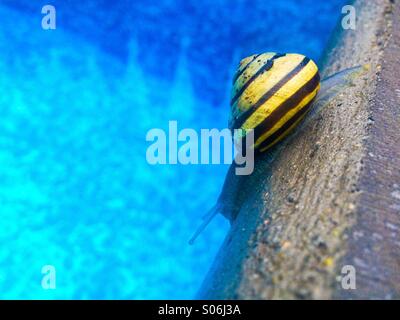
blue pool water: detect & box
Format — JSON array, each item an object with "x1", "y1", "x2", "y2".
[{"x1": 0, "y1": 0, "x2": 346, "y2": 299}]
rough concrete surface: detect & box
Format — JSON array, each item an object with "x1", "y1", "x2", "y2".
[{"x1": 198, "y1": 0, "x2": 400, "y2": 299}]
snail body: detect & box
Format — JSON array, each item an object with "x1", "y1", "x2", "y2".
[{"x1": 189, "y1": 53, "x2": 364, "y2": 244}]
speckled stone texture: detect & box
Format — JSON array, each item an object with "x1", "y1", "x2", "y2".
[{"x1": 199, "y1": 0, "x2": 400, "y2": 299}]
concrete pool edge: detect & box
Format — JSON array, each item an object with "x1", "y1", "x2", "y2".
[{"x1": 197, "y1": 0, "x2": 400, "y2": 299}]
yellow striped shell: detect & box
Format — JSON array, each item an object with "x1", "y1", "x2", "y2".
[{"x1": 229, "y1": 52, "x2": 320, "y2": 153}]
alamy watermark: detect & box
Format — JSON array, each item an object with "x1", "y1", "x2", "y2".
[
  {"x1": 338, "y1": 265, "x2": 356, "y2": 290},
  {"x1": 40, "y1": 4, "x2": 356, "y2": 32},
  {"x1": 41, "y1": 5, "x2": 56, "y2": 30},
  {"x1": 341, "y1": 5, "x2": 356, "y2": 30},
  {"x1": 41, "y1": 265, "x2": 56, "y2": 290},
  {"x1": 146, "y1": 121, "x2": 255, "y2": 175}
]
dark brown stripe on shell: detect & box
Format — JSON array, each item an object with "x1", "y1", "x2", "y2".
[
  {"x1": 256, "y1": 97, "x2": 316, "y2": 152},
  {"x1": 232, "y1": 54, "x2": 262, "y2": 84},
  {"x1": 231, "y1": 56, "x2": 311, "y2": 130},
  {"x1": 252, "y1": 71, "x2": 320, "y2": 142},
  {"x1": 230, "y1": 53, "x2": 286, "y2": 107}
]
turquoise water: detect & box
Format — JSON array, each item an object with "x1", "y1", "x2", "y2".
[{"x1": 0, "y1": 0, "x2": 345, "y2": 299}]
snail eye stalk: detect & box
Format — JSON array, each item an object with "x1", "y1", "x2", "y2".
[{"x1": 189, "y1": 204, "x2": 220, "y2": 245}]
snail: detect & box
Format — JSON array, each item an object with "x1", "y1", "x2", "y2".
[{"x1": 189, "y1": 52, "x2": 365, "y2": 244}]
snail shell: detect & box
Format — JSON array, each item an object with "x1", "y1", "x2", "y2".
[{"x1": 229, "y1": 52, "x2": 320, "y2": 153}]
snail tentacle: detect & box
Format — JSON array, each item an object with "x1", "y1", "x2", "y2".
[
  {"x1": 312, "y1": 65, "x2": 364, "y2": 109},
  {"x1": 189, "y1": 203, "x2": 221, "y2": 245}
]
